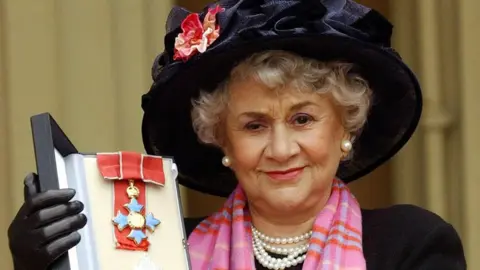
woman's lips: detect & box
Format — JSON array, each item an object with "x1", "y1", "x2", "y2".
[{"x1": 264, "y1": 167, "x2": 305, "y2": 181}]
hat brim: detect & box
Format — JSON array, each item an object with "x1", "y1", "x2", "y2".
[{"x1": 142, "y1": 34, "x2": 422, "y2": 198}]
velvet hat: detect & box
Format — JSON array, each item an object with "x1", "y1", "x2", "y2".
[{"x1": 141, "y1": 0, "x2": 422, "y2": 197}]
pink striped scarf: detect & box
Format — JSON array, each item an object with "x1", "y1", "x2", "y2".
[{"x1": 187, "y1": 178, "x2": 366, "y2": 269}]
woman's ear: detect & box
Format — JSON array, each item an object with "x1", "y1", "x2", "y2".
[
  {"x1": 220, "y1": 144, "x2": 232, "y2": 159},
  {"x1": 217, "y1": 128, "x2": 231, "y2": 154}
]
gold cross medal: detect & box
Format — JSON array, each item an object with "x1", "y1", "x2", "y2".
[{"x1": 112, "y1": 180, "x2": 161, "y2": 247}]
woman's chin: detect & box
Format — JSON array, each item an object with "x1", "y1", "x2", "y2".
[{"x1": 263, "y1": 187, "x2": 310, "y2": 211}]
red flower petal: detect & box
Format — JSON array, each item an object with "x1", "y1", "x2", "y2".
[
  {"x1": 180, "y1": 13, "x2": 203, "y2": 35},
  {"x1": 203, "y1": 5, "x2": 225, "y2": 30},
  {"x1": 210, "y1": 5, "x2": 224, "y2": 16}
]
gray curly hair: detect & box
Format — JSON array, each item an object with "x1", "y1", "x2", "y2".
[{"x1": 191, "y1": 50, "x2": 373, "y2": 158}]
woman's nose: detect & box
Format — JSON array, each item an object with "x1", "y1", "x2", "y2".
[{"x1": 264, "y1": 124, "x2": 300, "y2": 163}]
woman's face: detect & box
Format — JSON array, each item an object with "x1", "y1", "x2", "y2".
[{"x1": 222, "y1": 78, "x2": 348, "y2": 214}]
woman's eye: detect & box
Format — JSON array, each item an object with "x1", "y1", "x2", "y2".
[
  {"x1": 292, "y1": 114, "x2": 314, "y2": 126},
  {"x1": 245, "y1": 122, "x2": 264, "y2": 130}
]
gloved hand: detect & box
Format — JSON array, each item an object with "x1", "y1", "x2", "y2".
[{"x1": 8, "y1": 173, "x2": 87, "y2": 270}]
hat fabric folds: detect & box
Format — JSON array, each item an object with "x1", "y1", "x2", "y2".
[{"x1": 141, "y1": 0, "x2": 422, "y2": 197}]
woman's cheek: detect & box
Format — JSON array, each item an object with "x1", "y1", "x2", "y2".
[{"x1": 230, "y1": 135, "x2": 266, "y2": 169}]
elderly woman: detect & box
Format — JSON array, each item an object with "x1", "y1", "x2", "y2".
[{"x1": 7, "y1": 0, "x2": 466, "y2": 269}]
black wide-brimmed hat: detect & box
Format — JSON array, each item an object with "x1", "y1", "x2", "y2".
[{"x1": 141, "y1": 0, "x2": 422, "y2": 197}]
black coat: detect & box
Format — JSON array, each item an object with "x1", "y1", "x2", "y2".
[{"x1": 183, "y1": 204, "x2": 467, "y2": 270}]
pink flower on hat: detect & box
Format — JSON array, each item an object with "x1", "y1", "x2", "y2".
[{"x1": 173, "y1": 5, "x2": 225, "y2": 61}]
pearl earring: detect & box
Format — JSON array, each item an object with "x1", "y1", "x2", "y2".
[
  {"x1": 222, "y1": 156, "x2": 231, "y2": 167},
  {"x1": 341, "y1": 140, "x2": 352, "y2": 152}
]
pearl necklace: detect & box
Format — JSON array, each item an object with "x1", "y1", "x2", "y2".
[{"x1": 252, "y1": 226, "x2": 312, "y2": 270}]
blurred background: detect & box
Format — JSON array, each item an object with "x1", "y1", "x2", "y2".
[{"x1": 0, "y1": 0, "x2": 478, "y2": 269}]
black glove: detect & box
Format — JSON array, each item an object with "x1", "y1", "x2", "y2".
[{"x1": 8, "y1": 173, "x2": 87, "y2": 270}]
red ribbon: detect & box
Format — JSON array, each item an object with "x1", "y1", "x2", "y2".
[{"x1": 97, "y1": 151, "x2": 165, "y2": 251}]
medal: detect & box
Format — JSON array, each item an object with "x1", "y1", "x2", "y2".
[
  {"x1": 97, "y1": 151, "x2": 165, "y2": 251},
  {"x1": 112, "y1": 180, "x2": 161, "y2": 245}
]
